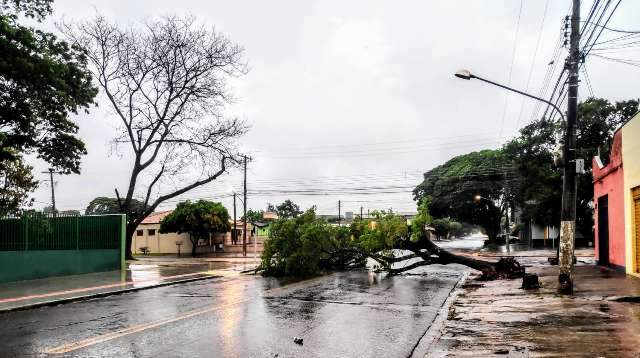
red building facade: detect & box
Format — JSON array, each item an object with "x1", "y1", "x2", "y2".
[{"x1": 593, "y1": 131, "x2": 626, "y2": 270}]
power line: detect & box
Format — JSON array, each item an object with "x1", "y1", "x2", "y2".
[
  {"x1": 582, "y1": 21, "x2": 640, "y2": 34},
  {"x1": 515, "y1": 0, "x2": 550, "y2": 130},
  {"x1": 590, "y1": 53, "x2": 640, "y2": 68},
  {"x1": 530, "y1": 17, "x2": 567, "y2": 123},
  {"x1": 498, "y1": 0, "x2": 524, "y2": 140},
  {"x1": 582, "y1": 64, "x2": 595, "y2": 97}
]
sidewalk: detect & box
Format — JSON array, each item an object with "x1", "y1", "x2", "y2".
[
  {"x1": 0, "y1": 257, "x2": 251, "y2": 313},
  {"x1": 427, "y1": 250, "x2": 640, "y2": 357}
]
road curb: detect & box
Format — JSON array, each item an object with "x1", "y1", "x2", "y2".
[
  {"x1": 410, "y1": 271, "x2": 470, "y2": 358},
  {"x1": 0, "y1": 274, "x2": 221, "y2": 315}
]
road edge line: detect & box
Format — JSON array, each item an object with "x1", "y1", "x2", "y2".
[{"x1": 0, "y1": 274, "x2": 221, "y2": 314}]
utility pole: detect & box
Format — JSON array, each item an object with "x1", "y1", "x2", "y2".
[
  {"x1": 504, "y1": 171, "x2": 510, "y2": 252},
  {"x1": 233, "y1": 192, "x2": 237, "y2": 245},
  {"x1": 243, "y1": 155, "x2": 247, "y2": 257},
  {"x1": 41, "y1": 168, "x2": 63, "y2": 215},
  {"x1": 360, "y1": 206, "x2": 363, "y2": 220},
  {"x1": 338, "y1": 200, "x2": 341, "y2": 226},
  {"x1": 558, "y1": 0, "x2": 580, "y2": 294}
]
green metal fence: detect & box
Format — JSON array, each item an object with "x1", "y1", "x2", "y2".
[
  {"x1": 0, "y1": 213, "x2": 126, "y2": 283},
  {"x1": 0, "y1": 213, "x2": 123, "y2": 251}
]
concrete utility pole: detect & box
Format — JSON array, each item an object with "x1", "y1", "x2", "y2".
[
  {"x1": 233, "y1": 192, "x2": 237, "y2": 245},
  {"x1": 338, "y1": 200, "x2": 341, "y2": 226},
  {"x1": 243, "y1": 155, "x2": 247, "y2": 257},
  {"x1": 504, "y1": 171, "x2": 510, "y2": 253},
  {"x1": 558, "y1": 0, "x2": 581, "y2": 294},
  {"x1": 41, "y1": 168, "x2": 63, "y2": 215}
]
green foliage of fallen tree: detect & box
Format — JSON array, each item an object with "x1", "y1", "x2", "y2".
[{"x1": 259, "y1": 202, "x2": 523, "y2": 280}]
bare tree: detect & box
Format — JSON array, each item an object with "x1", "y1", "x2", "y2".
[{"x1": 61, "y1": 16, "x2": 248, "y2": 258}]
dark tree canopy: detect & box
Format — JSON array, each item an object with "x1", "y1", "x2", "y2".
[
  {"x1": 431, "y1": 218, "x2": 462, "y2": 240},
  {"x1": 160, "y1": 200, "x2": 230, "y2": 257},
  {"x1": 0, "y1": 156, "x2": 35, "y2": 216},
  {"x1": 273, "y1": 199, "x2": 302, "y2": 219},
  {"x1": 503, "y1": 98, "x2": 639, "y2": 240},
  {"x1": 61, "y1": 15, "x2": 248, "y2": 258},
  {"x1": 413, "y1": 149, "x2": 515, "y2": 241},
  {"x1": 243, "y1": 209, "x2": 264, "y2": 223},
  {"x1": 0, "y1": 0, "x2": 97, "y2": 215},
  {"x1": 1, "y1": 0, "x2": 53, "y2": 21},
  {"x1": 85, "y1": 197, "x2": 143, "y2": 216},
  {"x1": 502, "y1": 119, "x2": 562, "y2": 228}
]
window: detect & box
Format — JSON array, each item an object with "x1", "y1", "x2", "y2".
[
  {"x1": 148, "y1": 229, "x2": 156, "y2": 236},
  {"x1": 136, "y1": 230, "x2": 144, "y2": 236}
]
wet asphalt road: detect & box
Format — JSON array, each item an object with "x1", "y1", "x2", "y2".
[{"x1": 0, "y1": 267, "x2": 465, "y2": 357}]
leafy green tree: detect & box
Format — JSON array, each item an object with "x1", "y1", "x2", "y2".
[
  {"x1": 243, "y1": 209, "x2": 264, "y2": 223},
  {"x1": 431, "y1": 218, "x2": 450, "y2": 240},
  {"x1": 448, "y1": 221, "x2": 463, "y2": 237},
  {"x1": 84, "y1": 197, "x2": 144, "y2": 216},
  {"x1": 274, "y1": 199, "x2": 302, "y2": 219},
  {"x1": 430, "y1": 218, "x2": 463, "y2": 240},
  {"x1": 502, "y1": 119, "x2": 562, "y2": 230},
  {"x1": 0, "y1": 0, "x2": 97, "y2": 178},
  {"x1": 0, "y1": 153, "x2": 36, "y2": 216},
  {"x1": 259, "y1": 204, "x2": 520, "y2": 279},
  {"x1": 260, "y1": 208, "x2": 353, "y2": 277},
  {"x1": 410, "y1": 197, "x2": 433, "y2": 242},
  {"x1": 503, "y1": 98, "x2": 639, "y2": 240},
  {"x1": 413, "y1": 149, "x2": 514, "y2": 241},
  {"x1": 159, "y1": 200, "x2": 231, "y2": 257}
]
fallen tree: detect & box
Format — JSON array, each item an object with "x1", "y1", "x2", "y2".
[{"x1": 258, "y1": 204, "x2": 523, "y2": 280}]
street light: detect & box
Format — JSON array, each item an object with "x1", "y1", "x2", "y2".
[
  {"x1": 474, "y1": 194, "x2": 487, "y2": 202},
  {"x1": 454, "y1": 69, "x2": 565, "y2": 122},
  {"x1": 456, "y1": 69, "x2": 569, "y2": 265}
]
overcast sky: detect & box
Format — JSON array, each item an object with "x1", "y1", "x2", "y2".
[{"x1": 28, "y1": 0, "x2": 640, "y2": 216}]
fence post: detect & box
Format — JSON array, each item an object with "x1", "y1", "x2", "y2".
[
  {"x1": 76, "y1": 215, "x2": 80, "y2": 250},
  {"x1": 24, "y1": 217, "x2": 29, "y2": 251},
  {"x1": 120, "y1": 214, "x2": 126, "y2": 271}
]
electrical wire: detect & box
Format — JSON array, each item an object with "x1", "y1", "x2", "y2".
[
  {"x1": 498, "y1": 0, "x2": 524, "y2": 140},
  {"x1": 515, "y1": 0, "x2": 550, "y2": 130}
]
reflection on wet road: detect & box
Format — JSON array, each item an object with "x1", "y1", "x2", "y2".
[{"x1": 0, "y1": 267, "x2": 464, "y2": 357}]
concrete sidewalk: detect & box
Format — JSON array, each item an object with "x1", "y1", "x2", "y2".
[
  {"x1": 427, "y1": 252, "x2": 640, "y2": 357},
  {"x1": 0, "y1": 258, "x2": 250, "y2": 312}
]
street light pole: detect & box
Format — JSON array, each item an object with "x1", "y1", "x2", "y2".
[
  {"x1": 455, "y1": 53, "x2": 580, "y2": 293},
  {"x1": 454, "y1": 70, "x2": 565, "y2": 123}
]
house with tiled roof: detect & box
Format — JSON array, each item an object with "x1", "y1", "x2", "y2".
[{"x1": 132, "y1": 210, "x2": 256, "y2": 255}]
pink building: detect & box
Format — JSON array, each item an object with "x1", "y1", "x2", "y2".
[{"x1": 593, "y1": 130, "x2": 626, "y2": 270}]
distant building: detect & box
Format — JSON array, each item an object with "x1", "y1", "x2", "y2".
[
  {"x1": 262, "y1": 211, "x2": 278, "y2": 221},
  {"x1": 252, "y1": 211, "x2": 278, "y2": 237},
  {"x1": 132, "y1": 211, "x2": 255, "y2": 255},
  {"x1": 593, "y1": 111, "x2": 640, "y2": 275}
]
